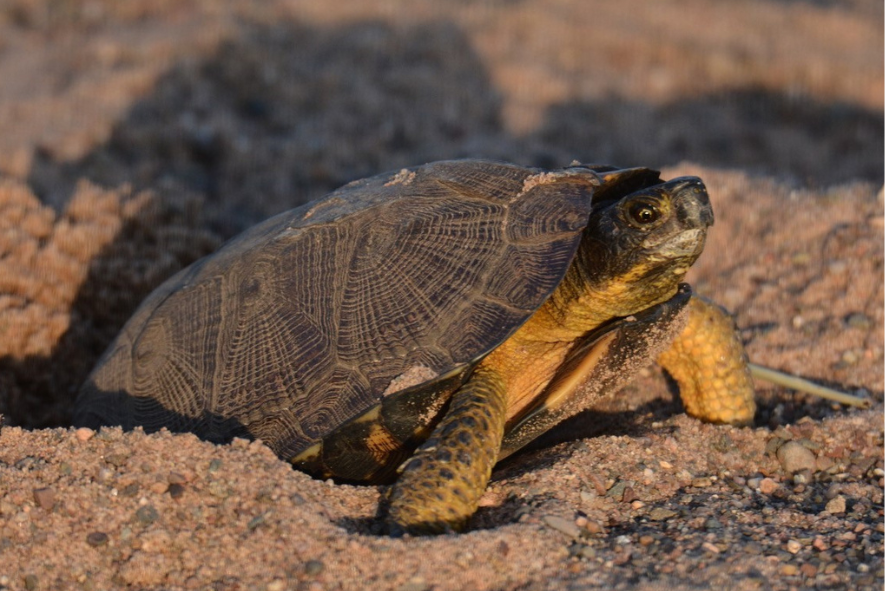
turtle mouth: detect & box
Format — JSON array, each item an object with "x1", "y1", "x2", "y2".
[{"x1": 642, "y1": 228, "x2": 707, "y2": 260}]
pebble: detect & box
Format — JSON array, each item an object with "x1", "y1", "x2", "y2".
[
  {"x1": 135, "y1": 505, "x2": 159, "y2": 525},
  {"x1": 168, "y1": 483, "x2": 185, "y2": 499},
  {"x1": 777, "y1": 441, "x2": 817, "y2": 474},
  {"x1": 23, "y1": 574, "x2": 38, "y2": 590},
  {"x1": 32, "y1": 487, "x2": 55, "y2": 510},
  {"x1": 841, "y1": 350, "x2": 859, "y2": 365},
  {"x1": 786, "y1": 539, "x2": 801, "y2": 554},
  {"x1": 702, "y1": 542, "x2": 720, "y2": 554},
  {"x1": 267, "y1": 580, "x2": 287, "y2": 591},
  {"x1": 75, "y1": 428, "x2": 95, "y2": 442},
  {"x1": 825, "y1": 495, "x2": 846, "y2": 514},
  {"x1": 247, "y1": 514, "x2": 267, "y2": 531},
  {"x1": 759, "y1": 478, "x2": 779, "y2": 495},
  {"x1": 543, "y1": 515, "x2": 582, "y2": 539},
  {"x1": 691, "y1": 477, "x2": 713, "y2": 488},
  {"x1": 86, "y1": 531, "x2": 109, "y2": 547},
  {"x1": 799, "y1": 563, "x2": 818, "y2": 578},
  {"x1": 304, "y1": 559, "x2": 325, "y2": 576},
  {"x1": 845, "y1": 312, "x2": 872, "y2": 329},
  {"x1": 648, "y1": 507, "x2": 677, "y2": 521},
  {"x1": 149, "y1": 481, "x2": 169, "y2": 494},
  {"x1": 780, "y1": 564, "x2": 799, "y2": 576},
  {"x1": 606, "y1": 481, "x2": 628, "y2": 500},
  {"x1": 168, "y1": 472, "x2": 189, "y2": 484}
]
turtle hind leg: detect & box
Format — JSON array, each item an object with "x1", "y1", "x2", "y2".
[
  {"x1": 657, "y1": 295, "x2": 756, "y2": 426},
  {"x1": 384, "y1": 366, "x2": 508, "y2": 536}
]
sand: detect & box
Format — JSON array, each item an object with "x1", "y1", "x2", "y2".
[{"x1": 0, "y1": 1, "x2": 882, "y2": 589}]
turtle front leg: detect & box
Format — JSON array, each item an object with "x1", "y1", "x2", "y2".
[
  {"x1": 385, "y1": 366, "x2": 508, "y2": 536},
  {"x1": 657, "y1": 295, "x2": 756, "y2": 426}
]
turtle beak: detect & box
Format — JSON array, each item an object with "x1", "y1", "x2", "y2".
[{"x1": 662, "y1": 176, "x2": 714, "y2": 229}]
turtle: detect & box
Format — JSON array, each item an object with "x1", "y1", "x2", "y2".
[{"x1": 74, "y1": 159, "x2": 757, "y2": 535}]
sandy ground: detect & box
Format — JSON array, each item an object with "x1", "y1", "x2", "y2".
[{"x1": 0, "y1": 1, "x2": 882, "y2": 589}]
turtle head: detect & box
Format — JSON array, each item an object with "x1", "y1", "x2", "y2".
[{"x1": 575, "y1": 175, "x2": 714, "y2": 316}]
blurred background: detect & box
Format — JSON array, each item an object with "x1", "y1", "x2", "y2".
[{"x1": 0, "y1": 0, "x2": 882, "y2": 427}]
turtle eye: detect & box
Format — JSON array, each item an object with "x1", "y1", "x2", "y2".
[{"x1": 628, "y1": 201, "x2": 660, "y2": 225}]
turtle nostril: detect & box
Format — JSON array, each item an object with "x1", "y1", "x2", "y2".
[{"x1": 666, "y1": 177, "x2": 713, "y2": 228}]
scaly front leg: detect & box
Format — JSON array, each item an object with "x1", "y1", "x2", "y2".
[
  {"x1": 385, "y1": 366, "x2": 508, "y2": 535},
  {"x1": 657, "y1": 295, "x2": 757, "y2": 426}
]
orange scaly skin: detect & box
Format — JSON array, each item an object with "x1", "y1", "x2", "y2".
[{"x1": 658, "y1": 296, "x2": 756, "y2": 426}]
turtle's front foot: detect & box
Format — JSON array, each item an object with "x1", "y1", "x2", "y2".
[
  {"x1": 384, "y1": 367, "x2": 508, "y2": 536},
  {"x1": 657, "y1": 295, "x2": 756, "y2": 426}
]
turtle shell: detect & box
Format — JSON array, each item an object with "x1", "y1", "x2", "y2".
[{"x1": 74, "y1": 160, "x2": 663, "y2": 481}]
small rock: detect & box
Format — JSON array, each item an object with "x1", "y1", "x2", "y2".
[
  {"x1": 639, "y1": 535, "x2": 655, "y2": 546},
  {"x1": 149, "y1": 482, "x2": 169, "y2": 494},
  {"x1": 777, "y1": 441, "x2": 817, "y2": 474},
  {"x1": 86, "y1": 532, "x2": 109, "y2": 547},
  {"x1": 812, "y1": 537, "x2": 827, "y2": 551},
  {"x1": 780, "y1": 564, "x2": 799, "y2": 576},
  {"x1": 702, "y1": 542, "x2": 720, "y2": 554},
  {"x1": 168, "y1": 472, "x2": 188, "y2": 484},
  {"x1": 759, "y1": 478, "x2": 779, "y2": 494},
  {"x1": 477, "y1": 489, "x2": 503, "y2": 508},
  {"x1": 786, "y1": 539, "x2": 802, "y2": 554},
  {"x1": 648, "y1": 507, "x2": 677, "y2": 521},
  {"x1": 621, "y1": 486, "x2": 638, "y2": 504},
  {"x1": 841, "y1": 350, "x2": 859, "y2": 365},
  {"x1": 168, "y1": 483, "x2": 185, "y2": 499},
  {"x1": 579, "y1": 490, "x2": 597, "y2": 504},
  {"x1": 32, "y1": 487, "x2": 55, "y2": 510},
  {"x1": 267, "y1": 580, "x2": 287, "y2": 591},
  {"x1": 691, "y1": 477, "x2": 713, "y2": 488},
  {"x1": 75, "y1": 428, "x2": 95, "y2": 442},
  {"x1": 135, "y1": 505, "x2": 159, "y2": 525},
  {"x1": 23, "y1": 574, "x2": 38, "y2": 591},
  {"x1": 105, "y1": 453, "x2": 129, "y2": 467},
  {"x1": 815, "y1": 456, "x2": 835, "y2": 472},
  {"x1": 543, "y1": 514, "x2": 581, "y2": 539},
  {"x1": 304, "y1": 559, "x2": 324, "y2": 576},
  {"x1": 606, "y1": 481, "x2": 628, "y2": 500},
  {"x1": 845, "y1": 312, "x2": 872, "y2": 329},
  {"x1": 579, "y1": 545, "x2": 596, "y2": 559},
  {"x1": 799, "y1": 563, "x2": 818, "y2": 578},
  {"x1": 825, "y1": 495, "x2": 846, "y2": 514}
]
